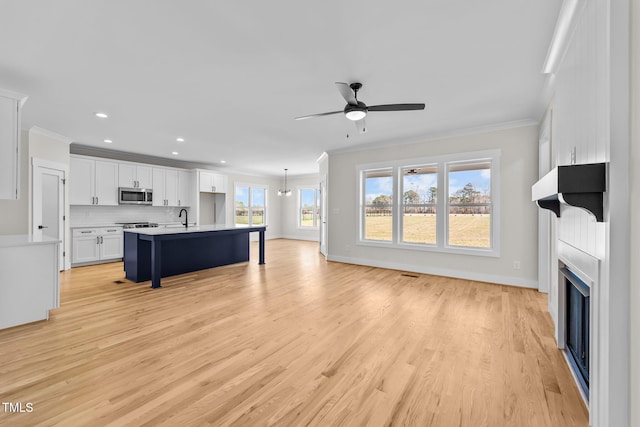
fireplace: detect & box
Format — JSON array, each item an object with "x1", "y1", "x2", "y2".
[
  {"x1": 561, "y1": 267, "x2": 590, "y2": 398},
  {"x1": 556, "y1": 240, "x2": 599, "y2": 406}
]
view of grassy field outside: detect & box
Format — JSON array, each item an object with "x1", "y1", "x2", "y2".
[
  {"x1": 364, "y1": 214, "x2": 491, "y2": 247},
  {"x1": 299, "y1": 188, "x2": 320, "y2": 228},
  {"x1": 235, "y1": 186, "x2": 266, "y2": 226},
  {"x1": 362, "y1": 161, "x2": 492, "y2": 248},
  {"x1": 235, "y1": 211, "x2": 265, "y2": 225},
  {"x1": 300, "y1": 211, "x2": 315, "y2": 227},
  {"x1": 402, "y1": 213, "x2": 437, "y2": 244}
]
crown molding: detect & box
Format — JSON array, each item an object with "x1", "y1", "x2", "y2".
[
  {"x1": 0, "y1": 87, "x2": 28, "y2": 107},
  {"x1": 29, "y1": 126, "x2": 73, "y2": 144},
  {"x1": 542, "y1": 0, "x2": 586, "y2": 74},
  {"x1": 327, "y1": 119, "x2": 538, "y2": 156}
]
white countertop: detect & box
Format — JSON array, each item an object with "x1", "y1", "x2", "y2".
[
  {"x1": 0, "y1": 234, "x2": 61, "y2": 248},
  {"x1": 124, "y1": 224, "x2": 266, "y2": 236}
]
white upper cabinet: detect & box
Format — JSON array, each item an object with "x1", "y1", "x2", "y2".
[
  {"x1": 70, "y1": 156, "x2": 118, "y2": 205},
  {"x1": 152, "y1": 167, "x2": 179, "y2": 207},
  {"x1": 178, "y1": 170, "x2": 193, "y2": 207},
  {"x1": 199, "y1": 170, "x2": 227, "y2": 193},
  {"x1": 69, "y1": 157, "x2": 95, "y2": 205},
  {"x1": 0, "y1": 89, "x2": 27, "y2": 200},
  {"x1": 118, "y1": 163, "x2": 153, "y2": 188}
]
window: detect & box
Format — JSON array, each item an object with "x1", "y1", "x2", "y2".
[
  {"x1": 447, "y1": 161, "x2": 491, "y2": 248},
  {"x1": 299, "y1": 188, "x2": 320, "y2": 228},
  {"x1": 235, "y1": 184, "x2": 267, "y2": 226},
  {"x1": 401, "y1": 165, "x2": 437, "y2": 245},
  {"x1": 357, "y1": 150, "x2": 499, "y2": 257},
  {"x1": 362, "y1": 168, "x2": 393, "y2": 241}
]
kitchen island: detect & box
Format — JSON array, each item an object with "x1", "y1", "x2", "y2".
[
  {"x1": 124, "y1": 225, "x2": 266, "y2": 288},
  {"x1": 0, "y1": 234, "x2": 60, "y2": 329}
]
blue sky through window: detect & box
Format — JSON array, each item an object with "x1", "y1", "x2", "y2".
[
  {"x1": 448, "y1": 169, "x2": 491, "y2": 195},
  {"x1": 365, "y1": 176, "x2": 392, "y2": 203},
  {"x1": 301, "y1": 189, "x2": 315, "y2": 207},
  {"x1": 236, "y1": 187, "x2": 249, "y2": 206}
]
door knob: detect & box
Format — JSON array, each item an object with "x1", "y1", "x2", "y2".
[{"x1": 38, "y1": 225, "x2": 48, "y2": 229}]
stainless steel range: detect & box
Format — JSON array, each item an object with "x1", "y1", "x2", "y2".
[{"x1": 117, "y1": 222, "x2": 159, "y2": 229}]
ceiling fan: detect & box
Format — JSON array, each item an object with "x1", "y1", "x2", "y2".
[{"x1": 295, "y1": 82, "x2": 425, "y2": 134}]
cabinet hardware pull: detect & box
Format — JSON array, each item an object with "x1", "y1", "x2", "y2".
[{"x1": 97, "y1": 236, "x2": 100, "y2": 244}]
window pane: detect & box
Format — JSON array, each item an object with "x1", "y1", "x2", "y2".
[
  {"x1": 448, "y1": 163, "x2": 491, "y2": 202},
  {"x1": 448, "y1": 206, "x2": 491, "y2": 247},
  {"x1": 403, "y1": 208, "x2": 437, "y2": 244},
  {"x1": 402, "y1": 166, "x2": 437, "y2": 244},
  {"x1": 448, "y1": 162, "x2": 491, "y2": 247},
  {"x1": 251, "y1": 188, "x2": 265, "y2": 225},
  {"x1": 300, "y1": 189, "x2": 315, "y2": 227},
  {"x1": 364, "y1": 169, "x2": 393, "y2": 241},
  {"x1": 235, "y1": 186, "x2": 249, "y2": 225}
]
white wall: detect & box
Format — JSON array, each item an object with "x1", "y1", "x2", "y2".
[
  {"x1": 0, "y1": 130, "x2": 29, "y2": 235},
  {"x1": 280, "y1": 175, "x2": 321, "y2": 241},
  {"x1": 630, "y1": 0, "x2": 640, "y2": 425},
  {"x1": 549, "y1": 0, "x2": 630, "y2": 424},
  {"x1": 326, "y1": 125, "x2": 539, "y2": 288}
]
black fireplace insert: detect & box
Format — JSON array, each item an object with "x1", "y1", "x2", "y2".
[{"x1": 561, "y1": 267, "x2": 590, "y2": 399}]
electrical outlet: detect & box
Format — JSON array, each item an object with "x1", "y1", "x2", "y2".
[{"x1": 513, "y1": 261, "x2": 521, "y2": 270}]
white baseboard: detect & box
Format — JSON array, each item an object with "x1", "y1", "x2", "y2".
[
  {"x1": 278, "y1": 234, "x2": 320, "y2": 242},
  {"x1": 326, "y1": 254, "x2": 538, "y2": 289}
]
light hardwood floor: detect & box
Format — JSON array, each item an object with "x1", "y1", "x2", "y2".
[{"x1": 0, "y1": 239, "x2": 588, "y2": 426}]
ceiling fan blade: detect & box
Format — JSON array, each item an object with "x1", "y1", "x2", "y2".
[
  {"x1": 355, "y1": 118, "x2": 367, "y2": 134},
  {"x1": 295, "y1": 111, "x2": 343, "y2": 120},
  {"x1": 367, "y1": 103, "x2": 426, "y2": 112},
  {"x1": 335, "y1": 82, "x2": 358, "y2": 105}
]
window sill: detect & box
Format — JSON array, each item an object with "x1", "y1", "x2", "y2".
[{"x1": 357, "y1": 240, "x2": 499, "y2": 258}]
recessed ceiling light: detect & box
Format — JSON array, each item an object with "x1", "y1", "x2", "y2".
[
  {"x1": 172, "y1": 151, "x2": 179, "y2": 155},
  {"x1": 176, "y1": 137, "x2": 185, "y2": 142},
  {"x1": 104, "y1": 139, "x2": 113, "y2": 144},
  {"x1": 94, "y1": 112, "x2": 108, "y2": 119},
  {"x1": 220, "y1": 160, "x2": 226, "y2": 164}
]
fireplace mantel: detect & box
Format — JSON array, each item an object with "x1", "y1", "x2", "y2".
[{"x1": 532, "y1": 163, "x2": 607, "y2": 221}]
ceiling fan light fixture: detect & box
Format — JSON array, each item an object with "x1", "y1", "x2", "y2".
[
  {"x1": 345, "y1": 110, "x2": 367, "y2": 121},
  {"x1": 344, "y1": 102, "x2": 368, "y2": 121}
]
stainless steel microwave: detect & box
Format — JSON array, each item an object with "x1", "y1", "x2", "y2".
[{"x1": 119, "y1": 187, "x2": 153, "y2": 205}]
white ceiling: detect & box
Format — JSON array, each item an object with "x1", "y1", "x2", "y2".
[{"x1": 0, "y1": 1, "x2": 560, "y2": 177}]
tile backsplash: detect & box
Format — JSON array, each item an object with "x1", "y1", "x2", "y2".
[{"x1": 70, "y1": 205, "x2": 191, "y2": 226}]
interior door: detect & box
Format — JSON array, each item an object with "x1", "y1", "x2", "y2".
[{"x1": 33, "y1": 164, "x2": 65, "y2": 270}]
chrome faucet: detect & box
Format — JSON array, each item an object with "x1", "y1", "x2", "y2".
[{"x1": 179, "y1": 208, "x2": 188, "y2": 228}]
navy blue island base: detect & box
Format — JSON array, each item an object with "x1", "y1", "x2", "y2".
[{"x1": 124, "y1": 225, "x2": 266, "y2": 288}]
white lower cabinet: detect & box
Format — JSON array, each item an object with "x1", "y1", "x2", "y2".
[{"x1": 72, "y1": 227, "x2": 123, "y2": 265}]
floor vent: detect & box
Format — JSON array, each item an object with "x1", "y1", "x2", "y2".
[{"x1": 401, "y1": 273, "x2": 419, "y2": 278}]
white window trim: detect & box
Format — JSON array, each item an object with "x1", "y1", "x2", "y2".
[
  {"x1": 234, "y1": 182, "x2": 268, "y2": 227},
  {"x1": 356, "y1": 149, "x2": 501, "y2": 258},
  {"x1": 297, "y1": 186, "x2": 319, "y2": 230}
]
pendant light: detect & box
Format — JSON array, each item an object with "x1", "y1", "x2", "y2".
[{"x1": 278, "y1": 168, "x2": 292, "y2": 197}]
